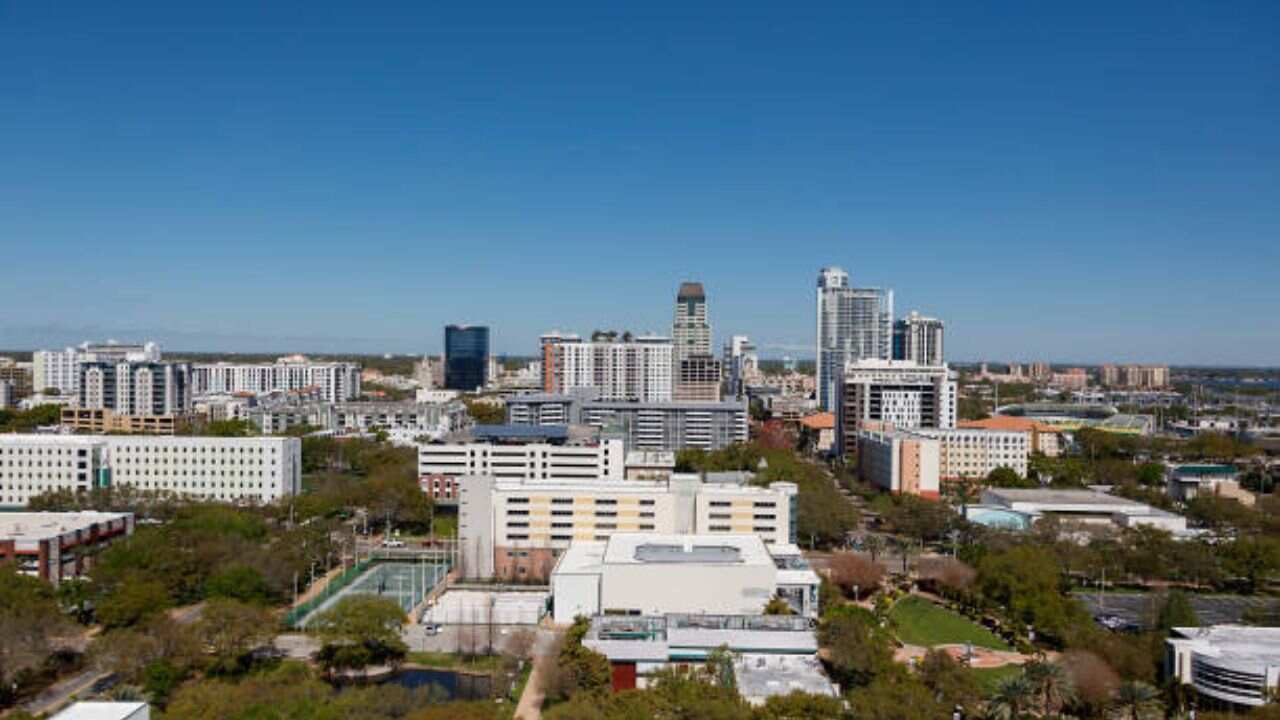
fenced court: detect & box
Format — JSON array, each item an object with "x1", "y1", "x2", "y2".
[{"x1": 291, "y1": 560, "x2": 449, "y2": 629}]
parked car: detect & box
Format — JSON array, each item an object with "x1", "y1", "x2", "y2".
[{"x1": 381, "y1": 539, "x2": 406, "y2": 548}]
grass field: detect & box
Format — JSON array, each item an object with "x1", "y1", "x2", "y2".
[
  {"x1": 889, "y1": 596, "x2": 1011, "y2": 651},
  {"x1": 970, "y1": 665, "x2": 1023, "y2": 695}
]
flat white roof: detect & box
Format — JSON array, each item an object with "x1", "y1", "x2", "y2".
[
  {"x1": 984, "y1": 488, "x2": 1146, "y2": 507},
  {"x1": 601, "y1": 533, "x2": 773, "y2": 568},
  {"x1": 51, "y1": 702, "x2": 148, "y2": 720},
  {"x1": 0, "y1": 434, "x2": 104, "y2": 446},
  {"x1": 554, "y1": 541, "x2": 608, "y2": 574},
  {"x1": 0, "y1": 512, "x2": 132, "y2": 541}
]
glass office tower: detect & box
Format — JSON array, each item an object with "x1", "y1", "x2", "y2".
[{"x1": 444, "y1": 325, "x2": 489, "y2": 391}]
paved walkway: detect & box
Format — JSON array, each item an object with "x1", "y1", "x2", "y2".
[
  {"x1": 514, "y1": 627, "x2": 561, "y2": 720},
  {"x1": 895, "y1": 643, "x2": 1055, "y2": 669}
]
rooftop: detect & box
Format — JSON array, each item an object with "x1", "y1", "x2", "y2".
[
  {"x1": 602, "y1": 533, "x2": 773, "y2": 567},
  {"x1": 958, "y1": 416, "x2": 1056, "y2": 433},
  {"x1": 983, "y1": 488, "x2": 1146, "y2": 507},
  {"x1": 735, "y1": 654, "x2": 839, "y2": 705},
  {"x1": 1170, "y1": 464, "x2": 1239, "y2": 477},
  {"x1": 0, "y1": 512, "x2": 132, "y2": 541},
  {"x1": 472, "y1": 424, "x2": 569, "y2": 442},
  {"x1": 798, "y1": 412, "x2": 835, "y2": 430},
  {"x1": 0, "y1": 434, "x2": 104, "y2": 446},
  {"x1": 676, "y1": 282, "x2": 706, "y2": 300},
  {"x1": 1170, "y1": 625, "x2": 1280, "y2": 667},
  {"x1": 51, "y1": 703, "x2": 148, "y2": 720}
]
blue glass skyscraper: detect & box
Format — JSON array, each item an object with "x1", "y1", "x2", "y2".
[{"x1": 445, "y1": 325, "x2": 489, "y2": 391}]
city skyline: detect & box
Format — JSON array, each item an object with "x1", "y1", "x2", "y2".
[{"x1": 2, "y1": 2, "x2": 1278, "y2": 365}]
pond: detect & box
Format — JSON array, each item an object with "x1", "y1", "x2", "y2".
[{"x1": 382, "y1": 668, "x2": 495, "y2": 702}]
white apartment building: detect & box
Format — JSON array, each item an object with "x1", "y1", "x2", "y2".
[
  {"x1": 420, "y1": 439, "x2": 625, "y2": 486},
  {"x1": 540, "y1": 333, "x2": 673, "y2": 403},
  {"x1": 836, "y1": 359, "x2": 957, "y2": 455},
  {"x1": 913, "y1": 427, "x2": 1029, "y2": 481},
  {"x1": 0, "y1": 381, "x2": 13, "y2": 409},
  {"x1": 34, "y1": 342, "x2": 163, "y2": 396},
  {"x1": 459, "y1": 474, "x2": 798, "y2": 580},
  {"x1": 816, "y1": 267, "x2": 893, "y2": 411},
  {"x1": 0, "y1": 435, "x2": 299, "y2": 507},
  {"x1": 191, "y1": 356, "x2": 361, "y2": 403},
  {"x1": 723, "y1": 335, "x2": 759, "y2": 398},
  {"x1": 0, "y1": 436, "x2": 107, "y2": 507}
]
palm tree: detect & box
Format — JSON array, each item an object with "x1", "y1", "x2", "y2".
[
  {"x1": 863, "y1": 534, "x2": 885, "y2": 563},
  {"x1": 1023, "y1": 660, "x2": 1077, "y2": 715},
  {"x1": 1107, "y1": 681, "x2": 1164, "y2": 720},
  {"x1": 986, "y1": 674, "x2": 1036, "y2": 720}
]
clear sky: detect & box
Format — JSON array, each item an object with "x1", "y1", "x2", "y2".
[{"x1": 1, "y1": 1, "x2": 1277, "y2": 365}]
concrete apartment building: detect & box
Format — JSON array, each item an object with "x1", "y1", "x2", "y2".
[
  {"x1": 1101, "y1": 364, "x2": 1171, "y2": 389},
  {"x1": 723, "y1": 335, "x2": 759, "y2": 399},
  {"x1": 959, "y1": 416, "x2": 1063, "y2": 456},
  {"x1": 540, "y1": 331, "x2": 674, "y2": 402},
  {"x1": 674, "y1": 353, "x2": 723, "y2": 402},
  {"x1": 34, "y1": 342, "x2": 163, "y2": 396},
  {"x1": 671, "y1": 282, "x2": 722, "y2": 402},
  {"x1": 914, "y1": 427, "x2": 1030, "y2": 481},
  {"x1": 857, "y1": 429, "x2": 941, "y2": 498},
  {"x1": 60, "y1": 408, "x2": 188, "y2": 435},
  {"x1": 0, "y1": 360, "x2": 34, "y2": 400},
  {"x1": 551, "y1": 533, "x2": 821, "y2": 622},
  {"x1": 835, "y1": 359, "x2": 957, "y2": 455},
  {"x1": 0, "y1": 435, "x2": 300, "y2": 507},
  {"x1": 79, "y1": 359, "x2": 192, "y2": 416},
  {"x1": 506, "y1": 392, "x2": 749, "y2": 451},
  {"x1": 419, "y1": 438, "x2": 626, "y2": 503},
  {"x1": 0, "y1": 511, "x2": 134, "y2": 583},
  {"x1": 816, "y1": 266, "x2": 893, "y2": 411},
  {"x1": 893, "y1": 311, "x2": 945, "y2": 366},
  {"x1": 458, "y1": 474, "x2": 798, "y2": 580},
  {"x1": 191, "y1": 356, "x2": 361, "y2": 403},
  {"x1": 0, "y1": 380, "x2": 14, "y2": 409}
]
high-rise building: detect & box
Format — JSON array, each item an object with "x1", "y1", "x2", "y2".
[
  {"x1": 506, "y1": 393, "x2": 749, "y2": 451},
  {"x1": 893, "y1": 312, "x2": 945, "y2": 366},
  {"x1": 816, "y1": 267, "x2": 894, "y2": 411},
  {"x1": 674, "y1": 354, "x2": 722, "y2": 401},
  {"x1": 444, "y1": 325, "x2": 490, "y2": 392},
  {"x1": 79, "y1": 360, "x2": 191, "y2": 416},
  {"x1": 34, "y1": 342, "x2": 163, "y2": 397},
  {"x1": 672, "y1": 282, "x2": 711, "y2": 364},
  {"x1": 1100, "y1": 364, "x2": 1170, "y2": 389},
  {"x1": 835, "y1": 359, "x2": 956, "y2": 455},
  {"x1": 540, "y1": 332, "x2": 673, "y2": 402},
  {"x1": 723, "y1": 335, "x2": 759, "y2": 398}
]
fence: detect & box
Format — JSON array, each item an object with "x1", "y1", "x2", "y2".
[{"x1": 282, "y1": 560, "x2": 373, "y2": 629}]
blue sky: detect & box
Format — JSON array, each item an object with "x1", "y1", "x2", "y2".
[{"x1": 1, "y1": 1, "x2": 1277, "y2": 364}]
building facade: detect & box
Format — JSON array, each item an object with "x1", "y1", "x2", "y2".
[
  {"x1": 913, "y1": 427, "x2": 1030, "y2": 481},
  {"x1": 0, "y1": 512, "x2": 134, "y2": 583},
  {"x1": 893, "y1": 311, "x2": 944, "y2": 366},
  {"x1": 816, "y1": 267, "x2": 893, "y2": 411},
  {"x1": 0, "y1": 435, "x2": 299, "y2": 507},
  {"x1": 540, "y1": 332, "x2": 674, "y2": 402},
  {"x1": 34, "y1": 342, "x2": 163, "y2": 397},
  {"x1": 674, "y1": 354, "x2": 723, "y2": 402},
  {"x1": 1167, "y1": 625, "x2": 1280, "y2": 708},
  {"x1": 723, "y1": 335, "x2": 759, "y2": 399},
  {"x1": 445, "y1": 325, "x2": 490, "y2": 391},
  {"x1": 835, "y1": 360, "x2": 957, "y2": 455},
  {"x1": 79, "y1": 360, "x2": 192, "y2": 416},
  {"x1": 505, "y1": 394, "x2": 749, "y2": 451},
  {"x1": 419, "y1": 439, "x2": 626, "y2": 503},
  {"x1": 191, "y1": 356, "x2": 361, "y2": 403},
  {"x1": 458, "y1": 474, "x2": 797, "y2": 579},
  {"x1": 857, "y1": 429, "x2": 941, "y2": 498}
]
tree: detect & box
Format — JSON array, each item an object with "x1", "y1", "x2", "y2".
[
  {"x1": 1155, "y1": 591, "x2": 1199, "y2": 632},
  {"x1": 462, "y1": 398, "x2": 505, "y2": 425},
  {"x1": 975, "y1": 545, "x2": 1088, "y2": 641},
  {"x1": 917, "y1": 649, "x2": 982, "y2": 710},
  {"x1": 827, "y1": 552, "x2": 884, "y2": 599},
  {"x1": 1061, "y1": 649, "x2": 1121, "y2": 715},
  {"x1": 819, "y1": 612, "x2": 894, "y2": 689},
  {"x1": 196, "y1": 598, "x2": 277, "y2": 675},
  {"x1": 755, "y1": 691, "x2": 851, "y2": 720},
  {"x1": 311, "y1": 595, "x2": 407, "y2": 673},
  {"x1": 846, "y1": 673, "x2": 949, "y2": 720},
  {"x1": 986, "y1": 673, "x2": 1036, "y2": 720},
  {"x1": 204, "y1": 563, "x2": 275, "y2": 605},
  {"x1": 1023, "y1": 660, "x2": 1076, "y2": 716},
  {"x1": 1107, "y1": 681, "x2": 1164, "y2": 720},
  {"x1": 1135, "y1": 462, "x2": 1165, "y2": 486},
  {"x1": 0, "y1": 565, "x2": 74, "y2": 702},
  {"x1": 96, "y1": 576, "x2": 172, "y2": 629},
  {"x1": 1225, "y1": 536, "x2": 1280, "y2": 593},
  {"x1": 764, "y1": 596, "x2": 796, "y2": 615},
  {"x1": 987, "y1": 466, "x2": 1034, "y2": 488}
]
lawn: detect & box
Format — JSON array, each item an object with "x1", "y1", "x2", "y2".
[
  {"x1": 889, "y1": 596, "x2": 1011, "y2": 651},
  {"x1": 970, "y1": 665, "x2": 1023, "y2": 695},
  {"x1": 405, "y1": 651, "x2": 508, "y2": 673}
]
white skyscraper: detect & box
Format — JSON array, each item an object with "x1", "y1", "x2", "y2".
[
  {"x1": 723, "y1": 335, "x2": 759, "y2": 398},
  {"x1": 816, "y1": 267, "x2": 894, "y2": 411},
  {"x1": 540, "y1": 332, "x2": 674, "y2": 402}
]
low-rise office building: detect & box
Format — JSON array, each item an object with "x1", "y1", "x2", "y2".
[
  {"x1": 959, "y1": 416, "x2": 1063, "y2": 457},
  {"x1": 458, "y1": 474, "x2": 798, "y2": 580},
  {"x1": 0, "y1": 511, "x2": 134, "y2": 583},
  {"x1": 551, "y1": 533, "x2": 820, "y2": 622},
  {"x1": 979, "y1": 488, "x2": 1187, "y2": 534},
  {"x1": 914, "y1": 427, "x2": 1029, "y2": 481},
  {"x1": 1167, "y1": 625, "x2": 1280, "y2": 708},
  {"x1": 856, "y1": 428, "x2": 941, "y2": 498},
  {"x1": 1166, "y1": 464, "x2": 1248, "y2": 504},
  {"x1": 60, "y1": 407, "x2": 191, "y2": 435},
  {"x1": 582, "y1": 613, "x2": 835, "y2": 702},
  {"x1": 0, "y1": 435, "x2": 300, "y2": 506}
]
